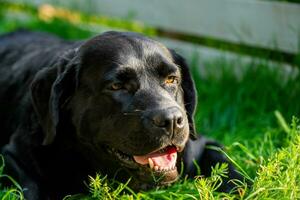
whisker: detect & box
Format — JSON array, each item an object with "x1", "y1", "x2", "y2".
[
  {"x1": 123, "y1": 109, "x2": 144, "y2": 116},
  {"x1": 133, "y1": 109, "x2": 143, "y2": 112},
  {"x1": 123, "y1": 112, "x2": 141, "y2": 116}
]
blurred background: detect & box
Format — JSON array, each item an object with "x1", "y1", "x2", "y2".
[{"x1": 0, "y1": 0, "x2": 300, "y2": 198}]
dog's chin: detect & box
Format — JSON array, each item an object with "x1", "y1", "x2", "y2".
[{"x1": 105, "y1": 145, "x2": 181, "y2": 190}]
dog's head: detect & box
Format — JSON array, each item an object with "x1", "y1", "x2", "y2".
[{"x1": 31, "y1": 31, "x2": 197, "y2": 190}]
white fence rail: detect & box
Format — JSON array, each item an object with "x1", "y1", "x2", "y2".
[{"x1": 14, "y1": 0, "x2": 300, "y2": 54}]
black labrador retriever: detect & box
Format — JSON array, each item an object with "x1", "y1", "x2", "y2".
[{"x1": 0, "y1": 30, "x2": 243, "y2": 199}]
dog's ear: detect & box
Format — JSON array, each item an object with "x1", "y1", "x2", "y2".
[
  {"x1": 169, "y1": 49, "x2": 198, "y2": 140},
  {"x1": 31, "y1": 50, "x2": 78, "y2": 145}
]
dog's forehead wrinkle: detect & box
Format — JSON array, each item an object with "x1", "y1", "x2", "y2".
[
  {"x1": 119, "y1": 34, "x2": 173, "y2": 67},
  {"x1": 142, "y1": 46, "x2": 173, "y2": 68},
  {"x1": 120, "y1": 56, "x2": 145, "y2": 70},
  {"x1": 104, "y1": 61, "x2": 146, "y2": 83}
]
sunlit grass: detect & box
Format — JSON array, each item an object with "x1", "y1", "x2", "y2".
[
  {"x1": 0, "y1": 1, "x2": 156, "y2": 39},
  {"x1": 249, "y1": 117, "x2": 300, "y2": 200}
]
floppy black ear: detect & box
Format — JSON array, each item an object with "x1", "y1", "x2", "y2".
[
  {"x1": 31, "y1": 50, "x2": 78, "y2": 145},
  {"x1": 170, "y1": 50, "x2": 198, "y2": 140}
]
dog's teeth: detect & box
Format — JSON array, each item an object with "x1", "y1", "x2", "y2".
[
  {"x1": 148, "y1": 158, "x2": 154, "y2": 169},
  {"x1": 154, "y1": 166, "x2": 159, "y2": 171}
]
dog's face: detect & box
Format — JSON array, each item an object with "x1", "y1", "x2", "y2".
[{"x1": 31, "y1": 31, "x2": 196, "y2": 190}]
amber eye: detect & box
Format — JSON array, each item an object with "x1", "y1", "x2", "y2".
[
  {"x1": 111, "y1": 82, "x2": 123, "y2": 90},
  {"x1": 165, "y1": 76, "x2": 178, "y2": 85}
]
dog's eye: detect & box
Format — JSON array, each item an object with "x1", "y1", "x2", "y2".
[
  {"x1": 110, "y1": 82, "x2": 123, "y2": 90},
  {"x1": 165, "y1": 76, "x2": 178, "y2": 85}
]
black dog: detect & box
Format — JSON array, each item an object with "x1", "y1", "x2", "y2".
[{"x1": 0, "y1": 30, "x2": 243, "y2": 199}]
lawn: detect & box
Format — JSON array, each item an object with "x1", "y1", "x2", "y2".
[{"x1": 0, "y1": 2, "x2": 300, "y2": 200}]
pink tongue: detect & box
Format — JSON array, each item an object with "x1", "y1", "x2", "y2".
[
  {"x1": 151, "y1": 152, "x2": 177, "y2": 168},
  {"x1": 133, "y1": 146, "x2": 177, "y2": 168}
]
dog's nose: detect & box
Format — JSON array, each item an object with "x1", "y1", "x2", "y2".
[{"x1": 151, "y1": 107, "x2": 184, "y2": 135}]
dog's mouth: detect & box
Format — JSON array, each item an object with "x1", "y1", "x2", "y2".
[
  {"x1": 107, "y1": 145, "x2": 179, "y2": 171},
  {"x1": 133, "y1": 146, "x2": 177, "y2": 172},
  {"x1": 106, "y1": 145, "x2": 181, "y2": 186}
]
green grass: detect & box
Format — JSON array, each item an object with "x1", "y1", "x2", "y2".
[
  {"x1": 0, "y1": 2, "x2": 300, "y2": 199},
  {"x1": 250, "y1": 117, "x2": 300, "y2": 200},
  {"x1": 0, "y1": 2, "x2": 156, "y2": 39},
  {"x1": 0, "y1": 156, "x2": 24, "y2": 200}
]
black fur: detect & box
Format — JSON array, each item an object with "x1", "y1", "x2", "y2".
[{"x1": 0, "y1": 30, "x2": 244, "y2": 199}]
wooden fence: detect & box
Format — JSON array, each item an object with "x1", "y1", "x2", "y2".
[{"x1": 11, "y1": 0, "x2": 300, "y2": 66}]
